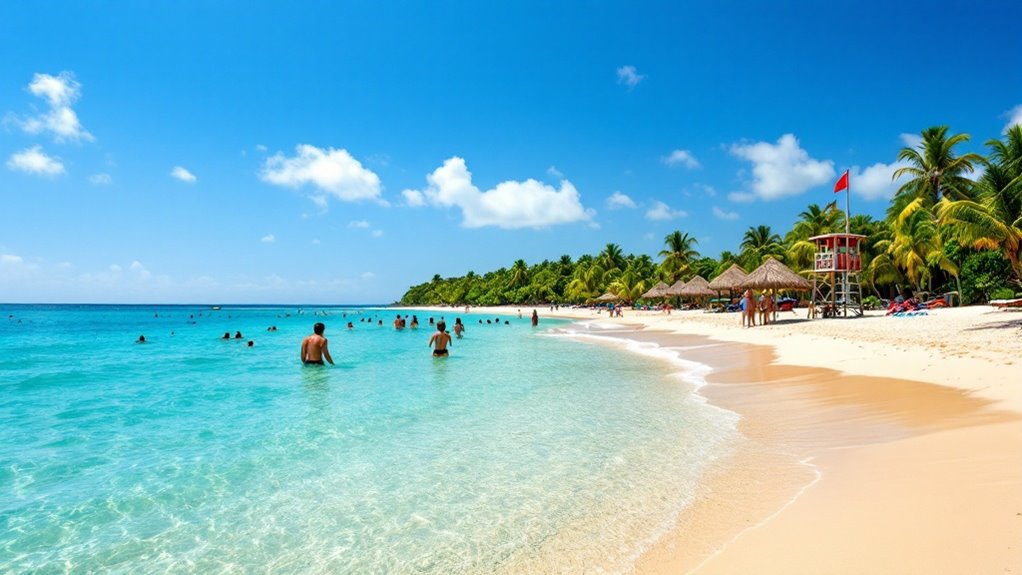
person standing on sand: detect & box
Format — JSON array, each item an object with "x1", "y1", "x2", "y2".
[
  {"x1": 301, "y1": 322, "x2": 334, "y2": 366},
  {"x1": 743, "y1": 290, "x2": 756, "y2": 328},
  {"x1": 531, "y1": 309, "x2": 539, "y2": 327},
  {"x1": 429, "y1": 321, "x2": 452, "y2": 357}
]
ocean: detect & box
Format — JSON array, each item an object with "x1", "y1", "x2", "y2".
[{"x1": 0, "y1": 304, "x2": 738, "y2": 573}]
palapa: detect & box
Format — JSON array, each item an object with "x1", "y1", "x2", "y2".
[
  {"x1": 595, "y1": 292, "x2": 620, "y2": 302},
  {"x1": 664, "y1": 279, "x2": 688, "y2": 297},
  {"x1": 739, "y1": 257, "x2": 811, "y2": 291},
  {"x1": 707, "y1": 263, "x2": 748, "y2": 291},
  {"x1": 677, "y1": 275, "x2": 715, "y2": 298},
  {"x1": 640, "y1": 281, "x2": 671, "y2": 300}
]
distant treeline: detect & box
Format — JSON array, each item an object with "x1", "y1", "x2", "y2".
[{"x1": 400, "y1": 126, "x2": 1022, "y2": 306}]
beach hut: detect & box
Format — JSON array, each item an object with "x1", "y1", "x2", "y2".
[
  {"x1": 640, "y1": 281, "x2": 670, "y2": 301},
  {"x1": 739, "y1": 257, "x2": 812, "y2": 322},
  {"x1": 664, "y1": 279, "x2": 687, "y2": 298},
  {"x1": 595, "y1": 292, "x2": 620, "y2": 302}
]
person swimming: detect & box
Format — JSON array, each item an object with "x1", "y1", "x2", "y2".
[{"x1": 453, "y1": 318, "x2": 464, "y2": 338}]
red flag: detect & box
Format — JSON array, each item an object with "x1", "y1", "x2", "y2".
[{"x1": 834, "y1": 170, "x2": 849, "y2": 193}]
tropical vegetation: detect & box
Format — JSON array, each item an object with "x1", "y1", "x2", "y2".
[{"x1": 401, "y1": 125, "x2": 1022, "y2": 306}]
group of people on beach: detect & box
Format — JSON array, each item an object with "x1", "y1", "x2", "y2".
[{"x1": 740, "y1": 289, "x2": 774, "y2": 327}]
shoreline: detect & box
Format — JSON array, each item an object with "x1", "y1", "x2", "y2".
[{"x1": 416, "y1": 304, "x2": 1022, "y2": 573}]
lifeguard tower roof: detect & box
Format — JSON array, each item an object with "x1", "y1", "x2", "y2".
[{"x1": 807, "y1": 232, "x2": 867, "y2": 241}]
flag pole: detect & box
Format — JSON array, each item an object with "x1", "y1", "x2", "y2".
[
  {"x1": 843, "y1": 170, "x2": 850, "y2": 316},
  {"x1": 844, "y1": 169, "x2": 851, "y2": 234}
]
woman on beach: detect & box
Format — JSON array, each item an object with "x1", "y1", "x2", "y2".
[{"x1": 742, "y1": 290, "x2": 756, "y2": 328}]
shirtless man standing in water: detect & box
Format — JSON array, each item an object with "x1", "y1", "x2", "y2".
[
  {"x1": 301, "y1": 322, "x2": 334, "y2": 365},
  {"x1": 429, "y1": 321, "x2": 452, "y2": 357}
]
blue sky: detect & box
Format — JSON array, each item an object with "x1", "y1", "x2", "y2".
[{"x1": 2, "y1": 2, "x2": 1021, "y2": 304}]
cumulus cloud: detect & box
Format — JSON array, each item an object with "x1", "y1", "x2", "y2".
[
  {"x1": 663, "y1": 149, "x2": 701, "y2": 169},
  {"x1": 129, "y1": 260, "x2": 151, "y2": 279},
  {"x1": 645, "y1": 200, "x2": 687, "y2": 221},
  {"x1": 712, "y1": 206, "x2": 740, "y2": 221},
  {"x1": 402, "y1": 189, "x2": 426, "y2": 207},
  {"x1": 260, "y1": 144, "x2": 382, "y2": 204},
  {"x1": 546, "y1": 165, "x2": 564, "y2": 178},
  {"x1": 7, "y1": 146, "x2": 65, "y2": 176},
  {"x1": 1003, "y1": 104, "x2": 1022, "y2": 133},
  {"x1": 847, "y1": 161, "x2": 911, "y2": 201},
  {"x1": 406, "y1": 157, "x2": 594, "y2": 229},
  {"x1": 171, "y1": 166, "x2": 197, "y2": 183},
  {"x1": 899, "y1": 132, "x2": 923, "y2": 149},
  {"x1": 371, "y1": 229, "x2": 383, "y2": 238},
  {"x1": 261, "y1": 234, "x2": 275, "y2": 243},
  {"x1": 17, "y1": 72, "x2": 93, "y2": 143},
  {"x1": 729, "y1": 134, "x2": 835, "y2": 200},
  {"x1": 617, "y1": 65, "x2": 645, "y2": 89},
  {"x1": 606, "y1": 191, "x2": 636, "y2": 209},
  {"x1": 88, "y1": 173, "x2": 112, "y2": 185},
  {"x1": 348, "y1": 220, "x2": 370, "y2": 229}
]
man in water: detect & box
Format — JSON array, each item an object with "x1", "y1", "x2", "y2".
[
  {"x1": 300, "y1": 322, "x2": 334, "y2": 366},
  {"x1": 429, "y1": 321, "x2": 452, "y2": 357}
]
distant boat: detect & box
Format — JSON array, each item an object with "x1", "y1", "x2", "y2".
[{"x1": 211, "y1": 306, "x2": 221, "y2": 310}]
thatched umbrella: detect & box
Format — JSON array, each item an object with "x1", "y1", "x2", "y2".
[
  {"x1": 677, "y1": 275, "x2": 715, "y2": 307},
  {"x1": 640, "y1": 281, "x2": 670, "y2": 300},
  {"x1": 739, "y1": 257, "x2": 811, "y2": 322},
  {"x1": 707, "y1": 263, "x2": 748, "y2": 291},
  {"x1": 740, "y1": 257, "x2": 811, "y2": 291},
  {"x1": 664, "y1": 279, "x2": 687, "y2": 298},
  {"x1": 595, "y1": 292, "x2": 620, "y2": 302}
]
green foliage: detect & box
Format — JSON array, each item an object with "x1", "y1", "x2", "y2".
[
  {"x1": 400, "y1": 126, "x2": 1022, "y2": 306},
  {"x1": 862, "y1": 295, "x2": 883, "y2": 310}
]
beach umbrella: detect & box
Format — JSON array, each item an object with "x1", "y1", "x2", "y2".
[
  {"x1": 707, "y1": 263, "x2": 749, "y2": 291},
  {"x1": 677, "y1": 275, "x2": 715, "y2": 298},
  {"x1": 739, "y1": 257, "x2": 812, "y2": 291},
  {"x1": 595, "y1": 292, "x2": 620, "y2": 302},
  {"x1": 640, "y1": 281, "x2": 670, "y2": 300},
  {"x1": 664, "y1": 279, "x2": 688, "y2": 297},
  {"x1": 739, "y1": 257, "x2": 812, "y2": 322}
]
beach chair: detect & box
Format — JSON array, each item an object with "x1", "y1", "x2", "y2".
[{"x1": 989, "y1": 298, "x2": 1022, "y2": 309}]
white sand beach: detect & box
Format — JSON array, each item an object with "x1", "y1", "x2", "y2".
[{"x1": 453, "y1": 304, "x2": 1022, "y2": 574}]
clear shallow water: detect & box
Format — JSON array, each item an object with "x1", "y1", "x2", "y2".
[{"x1": 1, "y1": 305, "x2": 738, "y2": 573}]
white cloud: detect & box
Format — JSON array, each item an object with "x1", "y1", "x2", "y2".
[
  {"x1": 129, "y1": 260, "x2": 151, "y2": 279},
  {"x1": 361, "y1": 272, "x2": 375, "y2": 280},
  {"x1": 7, "y1": 146, "x2": 65, "y2": 176},
  {"x1": 547, "y1": 165, "x2": 564, "y2": 178},
  {"x1": 712, "y1": 206, "x2": 740, "y2": 221},
  {"x1": 256, "y1": 144, "x2": 268, "y2": 152},
  {"x1": 402, "y1": 189, "x2": 426, "y2": 207},
  {"x1": 729, "y1": 134, "x2": 835, "y2": 200},
  {"x1": 407, "y1": 157, "x2": 594, "y2": 229},
  {"x1": 109, "y1": 264, "x2": 122, "y2": 273},
  {"x1": 19, "y1": 72, "x2": 93, "y2": 143},
  {"x1": 847, "y1": 160, "x2": 910, "y2": 201},
  {"x1": 645, "y1": 200, "x2": 687, "y2": 221},
  {"x1": 1003, "y1": 104, "x2": 1022, "y2": 133},
  {"x1": 371, "y1": 229, "x2": 383, "y2": 238},
  {"x1": 663, "y1": 149, "x2": 701, "y2": 169},
  {"x1": 88, "y1": 173, "x2": 112, "y2": 185},
  {"x1": 606, "y1": 191, "x2": 636, "y2": 209},
  {"x1": 261, "y1": 234, "x2": 275, "y2": 243},
  {"x1": 171, "y1": 166, "x2": 197, "y2": 183},
  {"x1": 693, "y1": 184, "x2": 716, "y2": 197},
  {"x1": 899, "y1": 132, "x2": 923, "y2": 149},
  {"x1": 348, "y1": 220, "x2": 370, "y2": 229},
  {"x1": 260, "y1": 144, "x2": 382, "y2": 204},
  {"x1": 616, "y1": 65, "x2": 645, "y2": 89},
  {"x1": 727, "y1": 191, "x2": 757, "y2": 203}
]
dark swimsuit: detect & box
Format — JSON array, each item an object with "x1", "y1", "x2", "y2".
[
  {"x1": 303, "y1": 359, "x2": 325, "y2": 365},
  {"x1": 432, "y1": 349, "x2": 448, "y2": 357}
]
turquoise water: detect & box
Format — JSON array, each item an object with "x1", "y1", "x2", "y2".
[{"x1": 1, "y1": 305, "x2": 738, "y2": 573}]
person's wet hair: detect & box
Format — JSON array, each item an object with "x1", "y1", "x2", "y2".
[
  {"x1": 437, "y1": 321, "x2": 446, "y2": 332},
  {"x1": 314, "y1": 322, "x2": 325, "y2": 335}
]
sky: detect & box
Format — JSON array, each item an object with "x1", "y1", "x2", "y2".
[{"x1": 2, "y1": 2, "x2": 1021, "y2": 304}]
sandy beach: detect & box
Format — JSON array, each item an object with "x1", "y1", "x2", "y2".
[{"x1": 448, "y1": 304, "x2": 1022, "y2": 574}]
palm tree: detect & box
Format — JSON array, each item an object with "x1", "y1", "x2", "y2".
[
  {"x1": 598, "y1": 243, "x2": 626, "y2": 274},
  {"x1": 785, "y1": 203, "x2": 843, "y2": 272},
  {"x1": 938, "y1": 125, "x2": 1022, "y2": 281},
  {"x1": 658, "y1": 231, "x2": 699, "y2": 281},
  {"x1": 608, "y1": 269, "x2": 646, "y2": 303},
  {"x1": 876, "y1": 203, "x2": 958, "y2": 294},
  {"x1": 566, "y1": 262, "x2": 606, "y2": 302},
  {"x1": 740, "y1": 225, "x2": 784, "y2": 269},
  {"x1": 509, "y1": 259, "x2": 529, "y2": 288},
  {"x1": 889, "y1": 125, "x2": 984, "y2": 222}
]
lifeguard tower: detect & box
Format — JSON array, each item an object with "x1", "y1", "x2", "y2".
[{"x1": 809, "y1": 233, "x2": 865, "y2": 318}]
